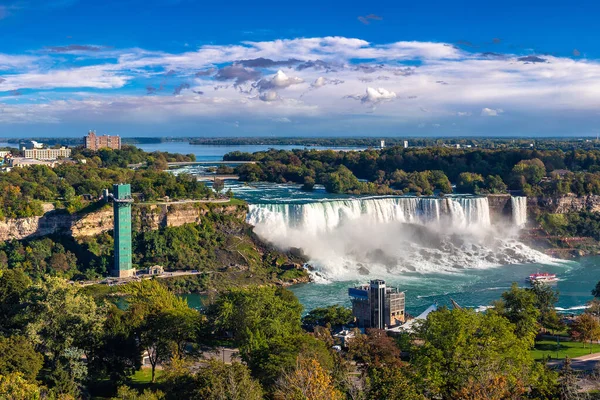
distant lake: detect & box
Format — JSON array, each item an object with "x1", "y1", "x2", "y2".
[{"x1": 137, "y1": 142, "x2": 365, "y2": 161}]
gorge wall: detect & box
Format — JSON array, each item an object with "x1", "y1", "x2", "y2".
[{"x1": 0, "y1": 202, "x2": 246, "y2": 242}]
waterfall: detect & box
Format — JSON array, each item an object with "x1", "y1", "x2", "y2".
[
  {"x1": 247, "y1": 195, "x2": 551, "y2": 280},
  {"x1": 247, "y1": 196, "x2": 492, "y2": 234},
  {"x1": 511, "y1": 196, "x2": 527, "y2": 227}
]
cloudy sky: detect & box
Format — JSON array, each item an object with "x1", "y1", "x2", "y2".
[{"x1": 0, "y1": 0, "x2": 599, "y2": 137}]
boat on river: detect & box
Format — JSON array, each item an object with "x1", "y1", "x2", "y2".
[{"x1": 527, "y1": 272, "x2": 558, "y2": 284}]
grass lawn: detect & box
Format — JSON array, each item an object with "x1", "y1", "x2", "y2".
[
  {"x1": 130, "y1": 368, "x2": 162, "y2": 386},
  {"x1": 531, "y1": 340, "x2": 600, "y2": 360}
]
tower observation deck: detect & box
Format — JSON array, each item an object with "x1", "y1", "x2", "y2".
[{"x1": 111, "y1": 184, "x2": 135, "y2": 278}]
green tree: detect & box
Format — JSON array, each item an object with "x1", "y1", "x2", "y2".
[
  {"x1": 493, "y1": 282, "x2": 540, "y2": 346},
  {"x1": 302, "y1": 176, "x2": 315, "y2": 191},
  {"x1": 456, "y1": 172, "x2": 484, "y2": 193},
  {"x1": 0, "y1": 372, "x2": 43, "y2": 400},
  {"x1": 366, "y1": 366, "x2": 424, "y2": 400},
  {"x1": 193, "y1": 360, "x2": 263, "y2": 400},
  {"x1": 212, "y1": 178, "x2": 225, "y2": 193},
  {"x1": 302, "y1": 305, "x2": 353, "y2": 328},
  {"x1": 570, "y1": 313, "x2": 600, "y2": 350},
  {"x1": 0, "y1": 268, "x2": 31, "y2": 333},
  {"x1": 0, "y1": 335, "x2": 43, "y2": 381},
  {"x1": 484, "y1": 174, "x2": 508, "y2": 193},
  {"x1": 112, "y1": 385, "x2": 164, "y2": 400},
  {"x1": 530, "y1": 283, "x2": 564, "y2": 332},
  {"x1": 413, "y1": 308, "x2": 539, "y2": 399},
  {"x1": 592, "y1": 281, "x2": 600, "y2": 298}
]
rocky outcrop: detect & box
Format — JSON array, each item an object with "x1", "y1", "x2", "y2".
[
  {"x1": 531, "y1": 194, "x2": 600, "y2": 214},
  {"x1": 0, "y1": 202, "x2": 247, "y2": 241},
  {"x1": 486, "y1": 194, "x2": 513, "y2": 223}
]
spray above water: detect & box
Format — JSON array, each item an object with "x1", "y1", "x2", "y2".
[{"x1": 247, "y1": 196, "x2": 553, "y2": 281}]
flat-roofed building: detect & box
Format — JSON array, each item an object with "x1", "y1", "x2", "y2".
[
  {"x1": 24, "y1": 147, "x2": 71, "y2": 160},
  {"x1": 84, "y1": 130, "x2": 121, "y2": 150},
  {"x1": 349, "y1": 279, "x2": 405, "y2": 329}
]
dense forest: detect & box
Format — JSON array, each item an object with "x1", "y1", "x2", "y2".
[
  {"x1": 1, "y1": 272, "x2": 600, "y2": 399},
  {"x1": 227, "y1": 147, "x2": 600, "y2": 197}
]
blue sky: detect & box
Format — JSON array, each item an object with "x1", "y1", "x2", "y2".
[{"x1": 0, "y1": 0, "x2": 599, "y2": 137}]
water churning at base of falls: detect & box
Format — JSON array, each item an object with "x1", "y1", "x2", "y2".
[{"x1": 247, "y1": 196, "x2": 554, "y2": 281}]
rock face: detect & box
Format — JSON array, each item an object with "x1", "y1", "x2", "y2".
[
  {"x1": 530, "y1": 194, "x2": 600, "y2": 214},
  {"x1": 486, "y1": 194, "x2": 513, "y2": 223},
  {"x1": 0, "y1": 202, "x2": 246, "y2": 242}
]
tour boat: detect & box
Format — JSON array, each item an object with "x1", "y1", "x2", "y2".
[{"x1": 527, "y1": 272, "x2": 558, "y2": 284}]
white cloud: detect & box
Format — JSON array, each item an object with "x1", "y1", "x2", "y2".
[
  {"x1": 481, "y1": 107, "x2": 504, "y2": 116},
  {"x1": 256, "y1": 70, "x2": 304, "y2": 91},
  {"x1": 357, "y1": 87, "x2": 397, "y2": 103},
  {"x1": 259, "y1": 91, "x2": 279, "y2": 102},
  {"x1": 456, "y1": 111, "x2": 472, "y2": 116}
]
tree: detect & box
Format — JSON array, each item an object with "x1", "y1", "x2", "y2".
[
  {"x1": 23, "y1": 277, "x2": 106, "y2": 395},
  {"x1": 0, "y1": 335, "x2": 43, "y2": 381},
  {"x1": 212, "y1": 178, "x2": 225, "y2": 194},
  {"x1": 302, "y1": 305, "x2": 353, "y2": 328},
  {"x1": 0, "y1": 268, "x2": 31, "y2": 333},
  {"x1": 570, "y1": 313, "x2": 600, "y2": 350},
  {"x1": 413, "y1": 308, "x2": 539, "y2": 399},
  {"x1": 366, "y1": 365, "x2": 424, "y2": 400},
  {"x1": 493, "y1": 282, "x2": 540, "y2": 347},
  {"x1": 456, "y1": 172, "x2": 485, "y2": 194},
  {"x1": 484, "y1": 174, "x2": 507, "y2": 193},
  {"x1": 302, "y1": 176, "x2": 315, "y2": 191},
  {"x1": 111, "y1": 385, "x2": 164, "y2": 400},
  {"x1": 558, "y1": 357, "x2": 581, "y2": 400},
  {"x1": 530, "y1": 282, "x2": 564, "y2": 332},
  {"x1": 275, "y1": 356, "x2": 343, "y2": 400},
  {"x1": 592, "y1": 281, "x2": 600, "y2": 298},
  {"x1": 122, "y1": 280, "x2": 200, "y2": 383},
  {"x1": 0, "y1": 372, "x2": 43, "y2": 400},
  {"x1": 348, "y1": 329, "x2": 402, "y2": 371},
  {"x1": 193, "y1": 360, "x2": 263, "y2": 400}
]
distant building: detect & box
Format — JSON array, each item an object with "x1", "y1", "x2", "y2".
[
  {"x1": 380, "y1": 140, "x2": 385, "y2": 149},
  {"x1": 84, "y1": 130, "x2": 122, "y2": 151},
  {"x1": 349, "y1": 279, "x2": 405, "y2": 329},
  {"x1": 0, "y1": 151, "x2": 11, "y2": 158},
  {"x1": 403, "y1": 140, "x2": 408, "y2": 149},
  {"x1": 9, "y1": 157, "x2": 57, "y2": 168},
  {"x1": 24, "y1": 147, "x2": 71, "y2": 160}
]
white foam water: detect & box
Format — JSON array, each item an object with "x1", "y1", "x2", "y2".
[{"x1": 247, "y1": 196, "x2": 554, "y2": 280}]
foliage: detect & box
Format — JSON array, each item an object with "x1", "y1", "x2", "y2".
[
  {"x1": 593, "y1": 281, "x2": 600, "y2": 298},
  {"x1": 302, "y1": 305, "x2": 353, "y2": 328},
  {"x1": 0, "y1": 268, "x2": 31, "y2": 333},
  {"x1": 570, "y1": 314, "x2": 600, "y2": 349},
  {"x1": 0, "y1": 372, "x2": 43, "y2": 400},
  {"x1": 348, "y1": 328, "x2": 402, "y2": 371},
  {"x1": 274, "y1": 356, "x2": 343, "y2": 400},
  {"x1": 413, "y1": 308, "x2": 546, "y2": 399},
  {"x1": 0, "y1": 335, "x2": 44, "y2": 381},
  {"x1": 366, "y1": 366, "x2": 424, "y2": 400},
  {"x1": 493, "y1": 282, "x2": 540, "y2": 347},
  {"x1": 160, "y1": 359, "x2": 263, "y2": 400},
  {"x1": 530, "y1": 282, "x2": 564, "y2": 332},
  {"x1": 111, "y1": 385, "x2": 165, "y2": 400}
]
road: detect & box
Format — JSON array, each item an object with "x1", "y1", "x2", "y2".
[
  {"x1": 548, "y1": 352, "x2": 600, "y2": 371},
  {"x1": 127, "y1": 161, "x2": 256, "y2": 169}
]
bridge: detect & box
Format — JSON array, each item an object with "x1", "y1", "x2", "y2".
[
  {"x1": 127, "y1": 160, "x2": 256, "y2": 169},
  {"x1": 197, "y1": 175, "x2": 240, "y2": 182}
]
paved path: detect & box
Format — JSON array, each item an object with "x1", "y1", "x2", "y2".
[{"x1": 548, "y1": 352, "x2": 600, "y2": 371}]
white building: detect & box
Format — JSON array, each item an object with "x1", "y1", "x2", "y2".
[
  {"x1": 380, "y1": 140, "x2": 385, "y2": 149},
  {"x1": 24, "y1": 147, "x2": 71, "y2": 160},
  {"x1": 403, "y1": 140, "x2": 409, "y2": 149}
]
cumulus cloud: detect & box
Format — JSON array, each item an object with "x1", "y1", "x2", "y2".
[
  {"x1": 347, "y1": 87, "x2": 397, "y2": 104},
  {"x1": 256, "y1": 70, "x2": 304, "y2": 91},
  {"x1": 481, "y1": 107, "x2": 503, "y2": 116}
]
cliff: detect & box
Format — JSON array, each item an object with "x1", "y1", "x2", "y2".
[
  {"x1": 486, "y1": 194, "x2": 513, "y2": 223},
  {"x1": 529, "y1": 194, "x2": 600, "y2": 214},
  {"x1": 0, "y1": 201, "x2": 247, "y2": 241}
]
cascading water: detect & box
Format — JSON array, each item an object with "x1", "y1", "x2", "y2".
[
  {"x1": 247, "y1": 195, "x2": 551, "y2": 280},
  {"x1": 511, "y1": 196, "x2": 528, "y2": 227}
]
